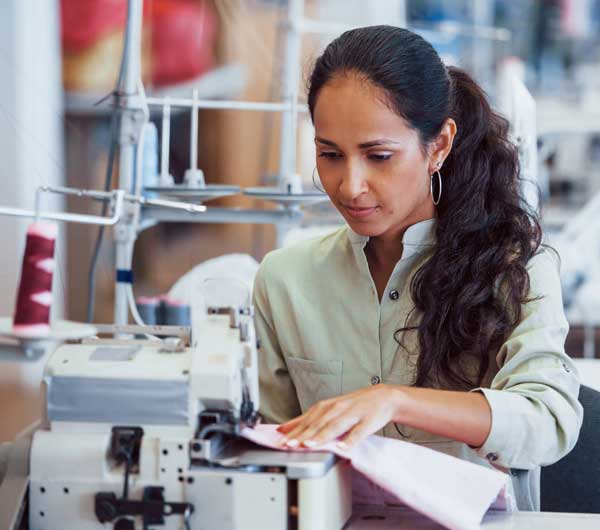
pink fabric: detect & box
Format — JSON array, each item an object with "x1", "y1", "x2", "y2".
[{"x1": 242, "y1": 424, "x2": 510, "y2": 530}]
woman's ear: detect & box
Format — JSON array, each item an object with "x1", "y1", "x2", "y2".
[{"x1": 429, "y1": 118, "x2": 457, "y2": 173}]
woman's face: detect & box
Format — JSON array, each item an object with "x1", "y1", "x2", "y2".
[{"x1": 313, "y1": 73, "x2": 440, "y2": 240}]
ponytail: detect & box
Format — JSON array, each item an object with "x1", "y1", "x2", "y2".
[{"x1": 410, "y1": 66, "x2": 541, "y2": 388}]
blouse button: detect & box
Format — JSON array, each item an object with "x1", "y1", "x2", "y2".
[
  {"x1": 371, "y1": 375, "x2": 381, "y2": 385},
  {"x1": 562, "y1": 363, "x2": 571, "y2": 373},
  {"x1": 389, "y1": 289, "x2": 399, "y2": 301},
  {"x1": 486, "y1": 452, "x2": 499, "y2": 462}
]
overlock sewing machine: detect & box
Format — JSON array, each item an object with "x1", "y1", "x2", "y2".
[{"x1": 0, "y1": 304, "x2": 352, "y2": 530}]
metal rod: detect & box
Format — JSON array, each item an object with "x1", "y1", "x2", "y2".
[
  {"x1": 160, "y1": 98, "x2": 171, "y2": 180},
  {"x1": 34, "y1": 187, "x2": 41, "y2": 222},
  {"x1": 0, "y1": 190, "x2": 125, "y2": 226},
  {"x1": 114, "y1": 0, "x2": 144, "y2": 327},
  {"x1": 190, "y1": 89, "x2": 199, "y2": 170},
  {"x1": 140, "y1": 206, "x2": 302, "y2": 227},
  {"x1": 38, "y1": 185, "x2": 117, "y2": 201},
  {"x1": 0, "y1": 209, "x2": 119, "y2": 226},
  {"x1": 279, "y1": 0, "x2": 304, "y2": 181},
  {"x1": 133, "y1": 195, "x2": 207, "y2": 213},
  {"x1": 145, "y1": 96, "x2": 308, "y2": 113}
]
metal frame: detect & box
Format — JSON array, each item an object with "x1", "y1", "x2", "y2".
[
  {"x1": 0, "y1": 187, "x2": 125, "y2": 226},
  {"x1": 111, "y1": 0, "x2": 317, "y2": 325}
]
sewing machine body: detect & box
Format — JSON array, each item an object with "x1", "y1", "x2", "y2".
[{"x1": 21, "y1": 311, "x2": 352, "y2": 530}]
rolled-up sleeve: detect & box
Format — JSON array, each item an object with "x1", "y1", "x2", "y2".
[
  {"x1": 471, "y1": 249, "x2": 583, "y2": 469},
  {"x1": 253, "y1": 256, "x2": 302, "y2": 424}
]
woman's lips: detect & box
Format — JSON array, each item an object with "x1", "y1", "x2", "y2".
[{"x1": 343, "y1": 205, "x2": 378, "y2": 219}]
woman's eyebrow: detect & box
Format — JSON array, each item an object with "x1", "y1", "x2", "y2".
[
  {"x1": 315, "y1": 137, "x2": 400, "y2": 149},
  {"x1": 357, "y1": 138, "x2": 401, "y2": 148},
  {"x1": 315, "y1": 137, "x2": 339, "y2": 147}
]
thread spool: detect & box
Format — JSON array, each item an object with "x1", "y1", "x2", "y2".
[
  {"x1": 135, "y1": 296, "x2": 160, "y2": 325},
  {"x1": 13, "y1": 221, "x2": 58, "y2": 336},
  {"x1": 162, "y1": 297, "x2": 191, "y2": 326}
]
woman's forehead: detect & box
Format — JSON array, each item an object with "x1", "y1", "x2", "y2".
[{"x1": 313, "y1": 76, "x2": 414, "y2": 144}]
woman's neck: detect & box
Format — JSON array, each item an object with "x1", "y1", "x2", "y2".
[
  {"x1": 365, "y1": 234, "x2": 404, "y2": 270},
  {"x1": 364, "y1": 215, "x2": 435, "y2": 300},
  {"x1": 364, "y1": 230, "x2": 406, "y2": 301}
]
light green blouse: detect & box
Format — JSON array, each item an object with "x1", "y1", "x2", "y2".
[{"x1": 253, "y1": 219, "x2": 583, "y2": 511}]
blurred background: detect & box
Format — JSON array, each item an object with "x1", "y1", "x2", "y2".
[{"x1": 2, "y1": 0, "x2": 600, "y2": 440}]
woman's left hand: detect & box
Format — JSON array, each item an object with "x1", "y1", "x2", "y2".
[{"x1": 277, "y1": 384, "x2": 405, "y2": 450}]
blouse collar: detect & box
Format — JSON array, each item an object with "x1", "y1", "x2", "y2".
[{"x1": 347, "y1": 218, "x2": 437, "y2": 249}]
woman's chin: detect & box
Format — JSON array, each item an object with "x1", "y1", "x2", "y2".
[
  {"x1": 337, "y1": 207, "x2": 388, "y2": 237},
  {"x1": 345, "y1": 219, "x2": 386, "y2": 238}
]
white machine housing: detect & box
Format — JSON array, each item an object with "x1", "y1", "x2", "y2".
[{"x1": 27, "y1": 309, "x2": 352, "y2": 530}]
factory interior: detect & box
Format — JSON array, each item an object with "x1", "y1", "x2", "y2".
[{"x1": 1, "y1": 0, "x2": 600, "y2": 529}]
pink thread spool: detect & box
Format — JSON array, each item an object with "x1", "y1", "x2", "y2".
[{"x1": 13, "y1": 221, "x2": 58, "y2": 336}]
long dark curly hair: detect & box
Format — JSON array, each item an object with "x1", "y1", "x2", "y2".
[{"x1": 307, "y1": 25, "x2": 542, "y2": 389}]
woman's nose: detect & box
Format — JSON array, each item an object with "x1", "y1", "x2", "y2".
[{"x1": 339, "y1": 164, "x2": 369, "y2": 199}]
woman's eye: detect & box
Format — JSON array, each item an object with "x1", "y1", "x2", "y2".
[
  {"x1": 318, "y1": 151, "x2": 342, "y2": 159},
  {"x1": 369, "y1": 153, "x2": 392, "y2": 161}
]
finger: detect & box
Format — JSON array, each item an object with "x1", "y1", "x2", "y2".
[
  {"x1": 277, "y1": 407, "x2": 322, "y2": 447},
  {"x1": 308, "y1": 413, "x2": 360, "y2": 446},
  {"x1": 277, "y1": 415, "x2": 304, "y2": 434},
  {"x1": 293, "y1": 404, "x2": 353, "y2": 447},
  {"x1": 277, "y1": 415, "x2": 311, "y2": 447},
  {"x1": 285, "y1": 403, "x2": 331, "y2": 445},
  {"x1": 285, "y1": 413, "x2": 322, "y2": 444},
  {"x1": 338, "y1": 421, "x2": 374, "y2": 450}
]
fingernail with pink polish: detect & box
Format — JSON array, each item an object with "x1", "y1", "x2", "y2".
[{"x1": 286, "y1": 439, "x2": 299, "y2": 448}]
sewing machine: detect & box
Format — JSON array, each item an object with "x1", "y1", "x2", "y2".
[{"x1": 0, "y1": 306, "x2": 352, "y2": 530}]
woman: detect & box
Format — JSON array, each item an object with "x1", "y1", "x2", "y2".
[{"x1": 253, "y1": 25, "x2": 582, "y2": 511}]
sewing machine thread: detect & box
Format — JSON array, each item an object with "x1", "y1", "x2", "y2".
[{"x1": 13, "y1": 221, "x2": 58, "y2": 336}]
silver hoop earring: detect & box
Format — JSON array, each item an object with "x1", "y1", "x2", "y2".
[
  {"x1": 312, "y1": 167, "x2": 326, "y2": 194},
  {"x1": 430, "y1": 170, "x2": 442, "y2": 205}
]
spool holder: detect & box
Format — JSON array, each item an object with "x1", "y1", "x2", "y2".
[{"x1": 0, "y1": 318, "x2": 97, "y2": 362}]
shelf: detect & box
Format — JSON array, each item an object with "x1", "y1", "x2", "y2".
[
  {"x1": 243, "y1": 187, "x2": 329, "y2": 206},
  {"x1": 144, "y1": 184, "x2": 242, "y2": 202}
]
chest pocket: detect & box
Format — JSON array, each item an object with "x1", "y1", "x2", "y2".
[{"x1": 285, "y1": 357, "x2": 343, "y2": 412}]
